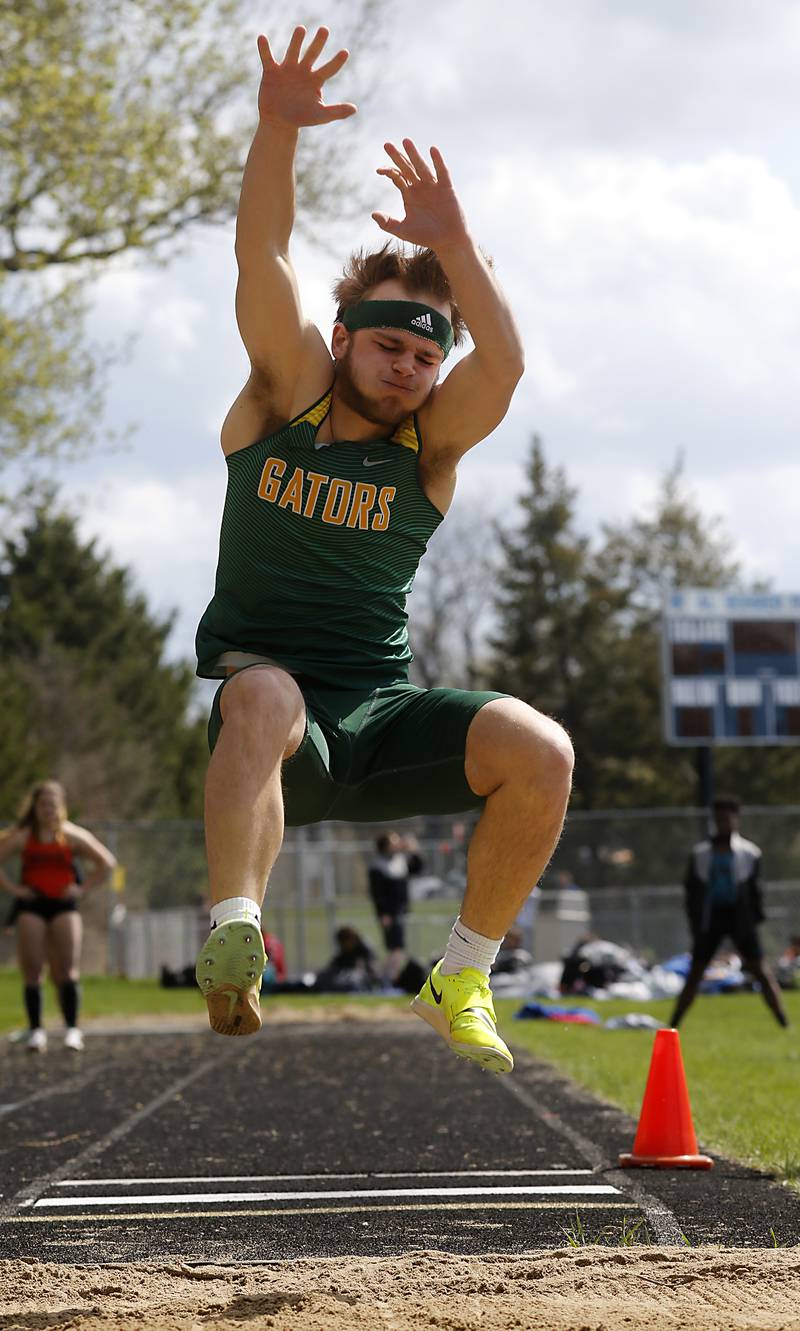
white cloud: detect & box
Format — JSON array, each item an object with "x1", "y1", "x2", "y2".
[
  {"x1": 76, "y1": 468, "x2": 224, "y2": 658},
  {"x1": 60, "y1": 0, "x2": 800, "y2": 651},
  {"x1": 470, "y1": 149, "x2": 800, "y2": 475},
  {"x1": 149, "y1": 296, "x2": 206, "y2": 357}
]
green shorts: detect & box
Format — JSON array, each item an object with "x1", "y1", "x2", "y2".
[{"x1": 208, "y1": 671, "x2": 508, "y2": 826}]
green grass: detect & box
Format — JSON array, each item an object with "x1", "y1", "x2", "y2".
[
  {"x1": 0, "y1": 970, "x2": 405, "y2": 1031},
  {"x1": 497, "y1": 990, "x2": 800, "y2": 1188},
  {"x1": 0, "y1": 971, "x2": 207, "y2": 1026},
  {"x1": 3, "y1": 969, "x2": 798, "y2": 1190},
  {"x1": 561, "y1": 1208, "x2": 654, "y2": 1247}
]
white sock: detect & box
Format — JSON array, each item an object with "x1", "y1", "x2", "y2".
[
  {"x1": 440, "y1": 917, "x2": 502, "y2": 977},
  {"x1": 210, "y1": 896, "x2": 261, "y2": 929}
]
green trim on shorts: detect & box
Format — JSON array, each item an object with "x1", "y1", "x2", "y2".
[{"x1": 208, "y1": 671, "x2": 508, "y2": 826}]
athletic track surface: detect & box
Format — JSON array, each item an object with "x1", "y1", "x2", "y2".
[{"x1": 1, "y1": 1015, "x2": 798, "y2": 1262}]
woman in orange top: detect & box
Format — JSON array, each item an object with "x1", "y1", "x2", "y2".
[{"x1": 0, "y1": 780, "x2": 117, "y2": 1052}]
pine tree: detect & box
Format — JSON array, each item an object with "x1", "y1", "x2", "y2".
[
  {"x1": 489, "y1": 437, "x2": 617, "y2": 807},
  {"x1": 596, "y1": 459, "x2": 800, "y2": 805},
  {"x1": 0, "y1": 500, "x2": 206, "y2": 818}
]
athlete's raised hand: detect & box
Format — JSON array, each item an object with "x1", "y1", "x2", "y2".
[
  {"x1": 257, "y1": 25, "x2": 357, "y2": 129},
  {"x1": 373, "y1": 140, "x2": 468, "y2": 250}
]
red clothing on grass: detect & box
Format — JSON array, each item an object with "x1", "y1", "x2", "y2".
[{"x1": 262, "y1": 930, "x2": 286, "y2": 982}]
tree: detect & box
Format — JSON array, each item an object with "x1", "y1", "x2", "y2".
[
  {"x1": 487, "y1": 444, "x2": 794, "y2": 810},
  {"x1": 408, "y1": 501, "x2": 499, "y2": 689},
  {"x1": 595, "y1": 456, "x2": 740, "y2": 622},
  {"x1": 488, "y1": 437, "x2": 619, "y2": 808},
  {"x1": 0, "y1": 500, "x2": 207, "y2": 819},
  {"x1": 597, "y1": 462, "x2": 800, "y2": 804},
  {"x1": 1, "y1": 0, "x2": 383, "y2": 466},
  {"x1": 589, "y1": 457, "x2": 744, "y2": 806}
]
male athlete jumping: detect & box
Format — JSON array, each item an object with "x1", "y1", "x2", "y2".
[{"x1": 194, "y1": 25, "x2": 574, "y2": 1073}]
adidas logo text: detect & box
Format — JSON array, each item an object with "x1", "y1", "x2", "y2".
[{"x1": 411, "y1": 313, "x2": 434, "y2": 331}]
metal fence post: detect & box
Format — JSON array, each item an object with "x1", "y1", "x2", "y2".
[
  {"x1": 322, "y1": 827, "x2": 337, "y2": 947},
  {"x1": 295, "y1": 827, "x2": 308, "y2": 974}
]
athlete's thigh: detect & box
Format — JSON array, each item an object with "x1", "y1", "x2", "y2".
[
  {"x1": 16, "y1": 910, "x2": 47, "y2": 977},
  {"x1": 732, "y1": 924, "x2": 763, "y2": 963},
  {"x1": 338, "y1": 683, "x2": 508, "y2": 821},
  {"x1": 48, "y1": 909, "x2": 82, "y2": 979},
  {"x1": 691, "y1": 925, "x2": 724, "y2": 969}
]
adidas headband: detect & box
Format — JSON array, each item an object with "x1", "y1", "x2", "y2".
[{"x1": 340, "y1": 300, "x2": 454, "y2": 358}]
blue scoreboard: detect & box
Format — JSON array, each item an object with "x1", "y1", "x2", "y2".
[{"x1": 662, "y1": 589, "x2": 800, "y2": 746}]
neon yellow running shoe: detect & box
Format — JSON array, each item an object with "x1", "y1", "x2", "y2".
[
  {"x1": 411, "y1": 960, "x2": 513, "y2": 1074},
  {"x1": 195, "y1": 920, "x2": 266, "y2": 1037}
]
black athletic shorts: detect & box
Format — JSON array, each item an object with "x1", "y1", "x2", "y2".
[
  {"x1": 209, "y1": 669, "x2": 508, "y2": 826},
  {"x1": 14, "y1": 895, "x2": 79, "y2": 924},
  {"x1": 692, "y1": 907, "x2": 763, "y2": 967}
]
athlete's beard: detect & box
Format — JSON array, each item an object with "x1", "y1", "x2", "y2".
[{"x1": 334, "y1": 350, "x2": 422, "y2": 429}]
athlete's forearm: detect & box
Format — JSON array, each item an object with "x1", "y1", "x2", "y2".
[
  {"x1": 435, "y1": 235, "x2": 525, "y2": 382},
  {"x1": 80, "y1": 861, "x2": 116, "y2": 893},
  {"x1": 235, "y1": 121, "x2": 299, "y2": 266}
]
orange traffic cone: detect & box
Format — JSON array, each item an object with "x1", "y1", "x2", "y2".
[{"x1": 619, "y1": 1028, "x2": 713, "y2": 1169}]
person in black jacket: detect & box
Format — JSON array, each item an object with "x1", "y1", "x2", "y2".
[
  {"x1": 670, "y1": 794, "x2": 788, "y2": 1028},
  {"x1": 368, "y1": 831, "x2": 422, "y2": 971}
]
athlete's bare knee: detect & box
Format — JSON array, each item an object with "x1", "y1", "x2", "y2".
[
  {"x1": 467, "y1": 699, "x2": 574, "y2": 798},
  {"x1": 531, "y1": 717, "x2": 574, "y2": 790},
  {"x1": 220, "y1": 666, "x2": 305, "y2": 757},
  {"x1": 220, "y1": 667, "x2": 301, "y2": 729}
]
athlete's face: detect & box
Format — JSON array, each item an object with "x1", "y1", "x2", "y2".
[
  {"x1": 713, "y1": 806, "x2": 739, "y2": 839},
  {"x1": 332, "y1": 280, "x2": 449, "y2": 427},
  {"x1": 35, "y1": 786, "x2": 64, "y2": 831}
]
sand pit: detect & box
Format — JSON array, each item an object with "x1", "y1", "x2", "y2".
[
  {"x1": 81, "y1": 1001, "x2": 408, "y2": 1034},
  {"x1": 2, "y1": 1247, "x2": 799, "y2": 1330}
]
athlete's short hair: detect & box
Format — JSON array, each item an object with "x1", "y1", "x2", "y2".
[
  {"x1": 332, "y1": 243, "x2": 467, "y2": 347},
  {"x1": 712, "y1": 793, "x2": 741, "y2": 814}
]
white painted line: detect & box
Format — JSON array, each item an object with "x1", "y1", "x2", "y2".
[
  {"x1": 12, "y1": 1199, "x2": 637, "y2": 1225},
  {"x1": 34, "y1": 1184, "x2": 620, "y2": 1209},
  {"x1": 2, "y1": 1043, "x2": 244, "y2": 1222},
  {"x1": 54, "y1": 1168, "x2": 594, "y2": 1188},
  {"x1": 0, "y1": 1069, "x2": 101, "y2": 1122},
  {"x1": 497, "y1": 1074, "x2": 686, "y2": 1245}
]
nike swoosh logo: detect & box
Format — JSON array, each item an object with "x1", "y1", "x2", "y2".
[
  {"x1": 363, "y1": 457, "x2": 390, "y2": 467},
  {"x1": 430, "y1": 976, "x2": 443, "y2": 1005}
]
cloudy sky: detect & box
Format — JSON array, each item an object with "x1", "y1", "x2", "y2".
[{"x1": 53, "y1": 0, "x2": 800, "y2": 663}]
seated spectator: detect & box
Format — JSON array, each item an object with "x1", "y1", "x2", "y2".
[
  {"x1": 494, "y1": 926, "x2": 533, "y2": 975},
  {"x1": 314, "y1": 926, "x2": 381, "y2": 994},
  {"x1": 777, "y1": 935, "x2": 800, "y2": 990},
  {"x1": 560, "y1": 934, "x2": 627, "y2": 994},
  {"x1": 262, "y1": 928, "x2": 286, "y2": 988}
]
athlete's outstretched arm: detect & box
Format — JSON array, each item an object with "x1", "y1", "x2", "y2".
[
  {"x1": 373, "y1": 140, "x2": 524, "y2": 457},
  {"x1": 222, "y1": 26, "x2": 356, "y2": 454}
]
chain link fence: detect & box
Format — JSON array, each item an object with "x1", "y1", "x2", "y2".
[{"x1": 2, "y1": 807, "x2": 799, "y2": 977}]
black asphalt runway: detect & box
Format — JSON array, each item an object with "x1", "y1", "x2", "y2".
[{"x1": 1, "y1": 1016, "x2": 798, "y2": 1262}]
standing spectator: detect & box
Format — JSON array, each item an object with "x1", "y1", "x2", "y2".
[
  {"x1": 0, "y1": 780, "x2": 117, "y2": 1051},
  {"x1": 670, "y1": 794, "x2": 789, "y2": 1029},
  {"x1": 368, "y1": 831, "x2": 422, "y2": 975}
]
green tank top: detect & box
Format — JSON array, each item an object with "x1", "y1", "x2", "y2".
[{"x1": 195, "y1": 390, "x2": 444, "y2": 688}]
